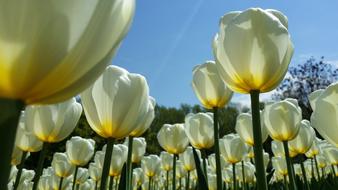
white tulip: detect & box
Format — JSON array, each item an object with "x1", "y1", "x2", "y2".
[
  {"x1": 309, "y1": 82, "x2": 338, "y2": 146},
  {"x1": 81, "y1": 65, "x2": 150, "y2": 139},
  {"x1": 66, "y1": 136, "x2": 95, "y2": 166},
  {"x1": 25, "y1": 98, "x2": 82, "y2": 143},
  {"x1": 184, "y1": 112, "x2": 214, "y2": 149},
  {"x1": 157, "y1": 124, "x2": 189, "y2": 155}
]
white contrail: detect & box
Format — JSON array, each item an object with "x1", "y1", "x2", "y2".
[{"x1": 150, "y1": 0, "x2": 204, "y2": 86}]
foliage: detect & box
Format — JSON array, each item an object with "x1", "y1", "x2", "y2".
[{"x1": 273, "y1": 56, "x2": 338, "y2": 120}]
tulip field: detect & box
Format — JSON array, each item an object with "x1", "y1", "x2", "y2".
[{"x1": 1, "y1": 1, "x2": 338, "y2": 190}]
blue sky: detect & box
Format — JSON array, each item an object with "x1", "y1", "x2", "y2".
[{"x1": 113, "y1": 0, "x2": 338, "y2": 107}]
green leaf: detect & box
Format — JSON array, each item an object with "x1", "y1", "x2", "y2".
[
  {"x1": 118, "y1": 163, "x2": 127, "y2": 190},
  {"x1": 192, "y1": 147, "x2": 208, "y2": 190}
]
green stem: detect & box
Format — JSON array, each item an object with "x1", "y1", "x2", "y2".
[
  {"x1": 76, "y1": 184, "x2": 79, "y2": 190},
  {"x1": 282, "y1": 141, "x2": 297, "y2": 190},
  {"x1": 332, "y1": 165, "x2": 336, "y2": 177},
  {"x1": 232, "y1": 163, "x2": 237, "y2": 190},
  {"x1": 32, "y1": 142, "x2": 49, "y2": 190},
  {"x1": 249, "y1": 91, "x2": 268, "y2": 190},
  {"x1": 213, "y1": 107, "x2": 222, "y2": 190},
  {"x1": 311, "y1": 158, "x2": 315, "y2": 179},
  {"x1": 300, "y1": 160, "x2": 309, "y2": 190},
  {"x1": 126, "y1": 136, "x2": 134, "y2": 190},
  {"x1": 313, "y1": 155, "x2": 320, "y2": 180},
  {"x1": 241, "y1": 161, "x2": 246, "y2": 190},
  {"x1": 95, "y1": 181, "x2": 98, "y2": 190},
  {"x1": 186, "y1": 171, "x2": 190, "y2": 190},
  {"x1": 0, "y1": 99, "x2": 24, "y2": 190},
  {"x1": 13, "y1": 151, "x2": 27, "y2": 190},
  {"x1": 115, "y1": 177, "x2": 119, "y2": 190},
  {"x1": 58, "y1": 177, "x2": 64, "y2": 190},
  {"x1": 283, "y1": 175, "x2": 289, "y2": 190},
  {"x1": 72, "y1": 166, "x2": 79, "y2": 190},
  {"x1": 202, "y1": 149, "x2": 208, "y2": 184},
  {"x1": 166, "y1": 170, "x2": 169, "y2": 190},
  {"x1": 321, "y1": 167, "x2": 325, "y2": 179},
  {"x1": 148, "y1": 177, "x2": 152, "y2": 190},
  {"x1": 109, "y1": 176, "x2": 114, "y2": 190},
  {"x1": 179, "y1": 177, "x2": 182, "y2": 190},
  {"x1": 172, "y1": 154, "x2": 177, "y2": 190},
  {"x1": 100, "y1": 138, "x2": 115, "y2": 190}
]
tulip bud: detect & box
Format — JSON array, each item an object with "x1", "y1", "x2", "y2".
[
  {"x1": 209, "y1": 153, "x2": 229, "y2": 172},
  {"x1": 93, "y1": 150, "x2": 105, "y2": 169},
  {"x1": 309, "y1": 82, "x2": 338, "y2": 147},
  {"x1": 160, "y1": 151, "x2": 173, "y2": 171},
  {"x1": 305, "y1": 138, "x2": 321, "y2": 158},
  {"x1": 79, "y1": 179, "x2": 95, "y2": 190},
  {"x1": 237, "y1": 162, "x2": 256, "y2": 183},
  {"x1": 184, "y1": 112, "x2": 214, "y2": 149},
  {"x1": 208, "y1": 174, "x2": 217, "y2": 190},
  {"x1": 288, "y1": 120, "x2": 315, "y2": 154},
  {"x1": 222, "y1": 167, "x2": 233, "y2": 184},
  {"x1": 109, "y1": 144, "x2": 128, "y2": 176},
  {"x1": 190, "y1": 170, "x2": 198, "y2": 181},
  {"x1": 179, "y1": 146, "x2": 200, "y2": 172},
  {"x1": 219, "y1": 134, "x2": 248, "y2": 164},
  {"x1": 9, "y1": 166, "x2": 18, "y2": 183},
  {"x1": 25, "y1": 98, "x2": 82, "y2": 143},
  {"x1": 88, "y1": 162, "x2": 102, "y2": 182},
  {"x1": 66, "y1": 136, "x2": 95, "y2": 166},
  {"x1": 11, "y1": 146, "x2": 29, "y2": 166},
  {"x1": 51, "y1": 175, "x2": 71, "y2": 190},
  {"x1": 81, "y1": 65, "x2": 150, "y2": 139},
  {"x1": 235, "y1": 112, "x2": 268, "y2": 146},
  {"x1": 192, "y1": 61, "x2": 233, "y2": 109},
  {"x1": 272, "y1": 156, "x2": 288, "y2": 176},
  {"x1": 213, "y1": 8, "x2": 294, "y2": 93},
  {"x1": 157, "y1": 124, "x2": 189, "y2": 155},
  {"x1": 52, "y1": 152, "x2": 75, "y2": 178},
  {"x1": 133, "y1": 168, "x2": 144, "y2": 187},
  {"x1": 20, "y1": 168, "x2": 35, "y2": 183},
  {"x1": 74, "y1": 168, "x2": 89, "y2": 185},
  {"x1": 124, "y1": 137, "x2": 147, "y2": 163},
  {"x1": 38, "y1": 175, "x2": 52, "y2": 190},
  {"x1": 246, "y1": 146, "x2": 255, "y2": 159},
  {"x1": 42, "y1": 166, "x2": 54, "y2": 176},
  {"x1": 175, "y1": 160, "x2": 187, "y2": 179},
  {"x1": 316, "y1": 155, "x2": 327, "y2": 169},
  {"x1": 0, "y1": 0, "x2": 135, "y2": 104},
  {"x1": 293, "y1": 164, "x2": 302, "y2": 176},
  {"x1": 264, "y1": 99, "x2": 302, "y2": 141},
  {"x1": 272, "y1": 140, "x2": 297, "y2": 158},
  {"x1": 304, "y1": 159, "x2": 315, "y2": 180},
  {"x1": 141, "y1": 155, "x2": 161, "y2": 177},
  {"x1": 17, "y1": 179, "x2": 33, "y2": 190},
  {"x1": 321, "y1": 143, "x2": 338, "y2": 165},
  {"x1": 263, "y1": 152, "x2": 270, "y2": 170},
  {"x1": 15, "y1": 111, "x2": 43, "y2": 152}
]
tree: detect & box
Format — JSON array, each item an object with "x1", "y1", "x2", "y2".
[{"x1": 273, "y1": 56, "x2": 338, "y2": 120}]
